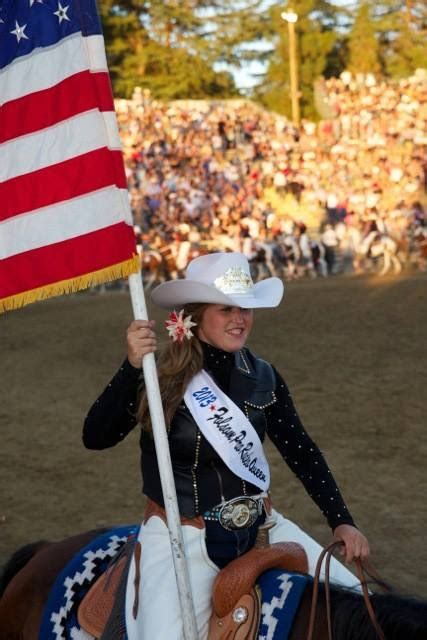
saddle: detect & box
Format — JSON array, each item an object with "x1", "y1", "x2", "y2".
[
  {"x1": 78, "y1": 531, "x2": 308, "y2": 640},
  {"x1": 208, "y1": 540, "x2": 308, "y2": 639}
]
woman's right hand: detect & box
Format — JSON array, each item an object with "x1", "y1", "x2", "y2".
[{"x1": 126, "y1": 319, "x2": 157, "y2": 368}]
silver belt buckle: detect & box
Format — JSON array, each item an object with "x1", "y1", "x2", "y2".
[{"x1": 218, "y1": 496, "x2": 261, "y2": 531}]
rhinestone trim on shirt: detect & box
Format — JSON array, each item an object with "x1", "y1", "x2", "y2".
[{"x1": 191, "y1": 429, "x2": 202, "y2": 513}]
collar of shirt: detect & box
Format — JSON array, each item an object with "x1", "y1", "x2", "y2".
[{"x1": 200, "y1": 340, "x2": 235, "y2": 392}]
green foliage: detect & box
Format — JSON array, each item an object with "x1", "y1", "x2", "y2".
[
  {"x1": 386, "y1": 22, "x2": 426, "y2": 78},
  {"x1": 98, "y1": 0, "x2": 239, "y2": 98},
  {"x1": 96, "y1": 1, "x2": 426, "y2": 111},
  {"x1": 347, "y1": 2, "x2": 381, "y2": 75},
  {"x1": 253, "y1": 1, "x2": 341, "y2": 120},
  {"x1": 130, "y1": 41, "x2": 237, "y2": 99},
  {"x1": 367, "y1": 0, "x2": 427, "y2": 77},
  {"x1": 98, "y1": 0, "x2": 148, "y2": 96}
]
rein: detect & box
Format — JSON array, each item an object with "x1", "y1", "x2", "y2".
[{"x1": 305, "y1": 541, "x2": 388, "y2": 640}]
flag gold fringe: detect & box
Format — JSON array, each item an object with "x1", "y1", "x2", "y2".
[{"x1": 0, "y1": 255, "x2": 141, "y2": 314}]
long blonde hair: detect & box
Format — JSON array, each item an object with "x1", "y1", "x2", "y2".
[{"x1": 137, "y1": 303, "x2": 207, "y2": 429}]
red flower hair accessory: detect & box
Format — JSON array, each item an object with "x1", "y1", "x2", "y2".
[{"x1": 165, "y1": 310, "x2": 197, "y2": 343}]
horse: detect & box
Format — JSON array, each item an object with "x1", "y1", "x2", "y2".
[
  {"x1": 250, "y1": 241, "x2": 286, "y2": 281},
  {"x1": 410, "y1": 225, "x2": 427, "y2": 272},
  {"x1": 357, "y1": 231, "x2": 403, "y2": 276},
  {"x1": 140, "y1": 249, "x2": 165, "y2": 290},
  {"x1": 140, "y1": 240, "x2": 212, "y2": 288},
  {"x1": 1, "y1": 527, "x2": 427, "y2": 640},
  {"x1": 250, "y1": 236, "x2": 302, "y2": 282}
]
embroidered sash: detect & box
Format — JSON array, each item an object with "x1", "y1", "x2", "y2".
[{"x1": 184, "y1": 370, "x2": 270, "y2": 491}]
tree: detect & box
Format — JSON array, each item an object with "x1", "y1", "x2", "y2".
[
  {"x1": 98, "y1": 0, "x2": 239, "y2": 98},
  {"x1": 347, "y1": 2, "x2": 381, "y2": 75},
  {"x1": 97, "y1": 0, "x2": 426, "y2": 108},
  {"x1": 130, "y1": 41, "x2": 236, "y2": 99},
  {"x1": 386, "y1": 21, "x2": 426, "y2": 77},
  {"x1": 99, "y1": 0, "x2": 149, "y2": 96},
  {"x1": 252, "y1": 1, "x2": 345, "y2": 120},
  {"x1": 368, "y1": 0, "x2": 427, "y2": 77}
]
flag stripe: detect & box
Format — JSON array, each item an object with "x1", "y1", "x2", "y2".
[
  {"x1": 1, "y1": 148, "x2": 127, "y2": 222},
  {"x1": 0, "y1": 71, "x2": 114, "y2": 143},
  {"x1": 2, "y1": 110, "x2": 121, "y2": 182},
  {"x1": 0, "y1": 223, "x2": 137, "y2": 299},
  {"x1": 0, "y1": 34, "x2": 108, "y2": 105},
  {"x1": 1, "y1": 187, "x2": 132, "y2": 260},
  {"x1": 1, "y1": 1, "x2": 138, "y2": 312}
]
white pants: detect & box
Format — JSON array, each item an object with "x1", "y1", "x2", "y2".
[
  {"x1": 125, "y1": 509, "x2": 359, "y2": 640},
  {"x1": 125, "y1": 516, "x2": 218, "y2": 640}
]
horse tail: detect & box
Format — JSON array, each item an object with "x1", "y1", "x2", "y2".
[{"x1": 0, "y1": 540, "x2": 48, "y2": 598}]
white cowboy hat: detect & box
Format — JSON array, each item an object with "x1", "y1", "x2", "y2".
[{"x1": 151, "y1": 252, "x2": 284, "y2": 309}]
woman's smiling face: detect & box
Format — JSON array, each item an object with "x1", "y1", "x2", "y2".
[{"x1": 197, "y1": 304, "x2": 253, "y2": 352}]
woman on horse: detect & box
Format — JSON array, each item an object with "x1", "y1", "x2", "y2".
[{"x1": 83, "y1": 251, "x2": 369, "y2": 639}]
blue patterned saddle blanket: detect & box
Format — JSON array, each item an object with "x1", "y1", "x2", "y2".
[{"x1": 39, "y1": 526, "x2": 310, "y2": 640}]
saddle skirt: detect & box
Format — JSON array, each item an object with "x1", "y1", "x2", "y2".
[{"x1": 38, "y1": 526, "x2": 138, "y2": 640}]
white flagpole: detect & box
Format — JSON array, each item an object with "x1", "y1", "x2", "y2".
[{"x1": 128, "y1": 272, "x2": 198, "y2": 640}]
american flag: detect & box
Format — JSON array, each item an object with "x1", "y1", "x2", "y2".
[{"x1": 0, "y1": 0, "x2": 140, "y2": 313}]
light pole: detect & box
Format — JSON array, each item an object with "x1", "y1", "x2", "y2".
[{"x1": 281, "y1": 9, "x2": 300, "y2": 127}]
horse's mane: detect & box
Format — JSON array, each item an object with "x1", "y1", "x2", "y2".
[
  {"x1": 0, "y1": 540, "x2": 48, "y2": 597},
  {"x1": 328, "y1": 583, "x2": 427, "y2": 640}
]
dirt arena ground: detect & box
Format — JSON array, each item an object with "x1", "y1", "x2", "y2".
[{"x1": 1, "y1": 273, "x2": 426, "y2": 598}]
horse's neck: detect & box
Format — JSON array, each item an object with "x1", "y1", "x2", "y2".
[
  {"x1": 289, "y1": 582, "x2": 375, "y2": 640},
  {"x1": 288, "y1": 581, "x2": 328, "y2": 640}
]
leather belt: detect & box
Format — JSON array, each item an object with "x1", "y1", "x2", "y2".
[{"x1": 203, "y1": 494, "x2": 269, "y2": 531}]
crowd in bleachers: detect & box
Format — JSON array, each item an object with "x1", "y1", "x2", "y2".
[{"x1": 114, "y1": 69, "x2": 427, "y2": 281}]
